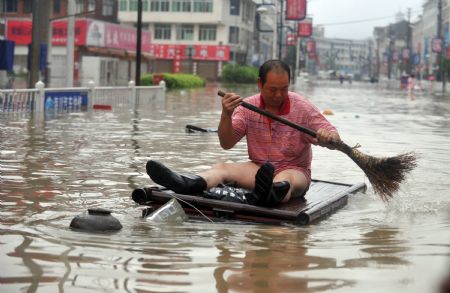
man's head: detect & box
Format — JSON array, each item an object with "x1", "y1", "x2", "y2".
[
  {"x1": 258, "y1": 60, "x2": 291, "y2": 86},
  {"x1": 257, "y1": 60, "x2": 291, "y2": 110}
]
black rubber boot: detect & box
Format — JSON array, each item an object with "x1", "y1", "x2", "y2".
[
  {"x1": 253, "y1": 162, "x2": 290, "y2": 207},
  {"x1": 146, "y1": 160, "x2": 207, "y2": 194}
]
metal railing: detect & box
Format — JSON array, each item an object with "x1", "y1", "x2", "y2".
[{"x1": 0, "y1": 80, "x2": 166, "y2": 119}]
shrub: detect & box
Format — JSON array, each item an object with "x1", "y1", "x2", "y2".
[
  {"x1": 221, "y1": 64, "x2": 258, "y2": 84},
  {"x1": 140, "y1": 73, "x2": 205, "y2": 89},
  {"x1": 140, "y1": 74, "x2": 153, "y2": 86}
]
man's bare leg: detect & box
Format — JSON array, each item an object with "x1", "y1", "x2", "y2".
[
  {"x1": 198, "y1": 161, "x2": 260, "y2": 190},
  {"x1": 274, "y1": 169, "x2": 309, "y2": 203}
]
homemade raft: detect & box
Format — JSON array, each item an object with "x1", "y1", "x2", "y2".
[{"x1": 134, "y1": 180, "x2": 366, "y2": 225}]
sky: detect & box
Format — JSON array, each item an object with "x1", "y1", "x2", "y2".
[{"x1": 307, "y1": 0, "x2": 425, "y2": 39}]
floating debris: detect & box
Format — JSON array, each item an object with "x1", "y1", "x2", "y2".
[{"x1": 70, "y1": 208, "x2": 122, "y2": 232}]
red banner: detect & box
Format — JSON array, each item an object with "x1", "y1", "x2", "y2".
[
  {"x1": 6, "y1": 19, "x2": 151, "y2": 51},
  {"x1": 297, "y1": 17, "x2": 313, "y2": 37},
  {"x1": 286, "y1": 0, "x2": 307, "y2": 21},
  {"x1": 149, "y1": 44, "x2": 229, "y2": 61}
]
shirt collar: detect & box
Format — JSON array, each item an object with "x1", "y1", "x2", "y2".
[{"x1": 258, "y1": 93, "x2": 290, "y2": 115}]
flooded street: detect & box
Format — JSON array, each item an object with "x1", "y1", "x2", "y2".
[{"x1": 1, "y1": 81, "x2": 449, "y2": 293}]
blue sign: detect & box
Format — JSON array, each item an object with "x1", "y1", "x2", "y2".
[
  {"x1": 412, "y1": 53, "x2": 420, "y2": 65},
  {"x1": 44, "y1": 91, "x2": 88, "y2": 111}
]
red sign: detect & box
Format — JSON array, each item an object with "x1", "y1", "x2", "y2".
[
  {"x1": 149, "y1": 44, "x2": 229, "y2": 61},
  {"x1": 173, "y1": 47, "x2": 182, "y2": 73},
  {"x1": 286, "y1": 0, "x2": 307, "y2": 21},
  {"x1": 306, "y1": 39, "x2": 316, "y2": 53},
  {"x1": 297, "y1": 18, "x2": 313, "y2": 37},
  {"x1": 6, "y1": 19, "x2": 151, "y2": 51},
  {"x1": 6, "y1": 20, "x2": 32, "y2": 45},
  {"x1": 52, "y1": 20, "x2": 88, "y2": 46},
  {"x1": 286, "y1": 34, "x2": 297, "y2": 46}
]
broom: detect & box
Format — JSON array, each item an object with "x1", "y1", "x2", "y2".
[{"x1": 217, "y1": 90, "x2": 417, "y2": 201}]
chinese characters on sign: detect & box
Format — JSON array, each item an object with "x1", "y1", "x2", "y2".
[{"x1": 286, "y1": 0, "x2": 307, "y2": 21}]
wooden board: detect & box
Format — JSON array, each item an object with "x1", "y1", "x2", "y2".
[{"x1": 136, "y1": 180, "x2": 366, "y2": 225}]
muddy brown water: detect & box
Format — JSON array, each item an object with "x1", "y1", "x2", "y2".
[{"x1": 1, "y1": 81, "x2": 449, "y2": 292}]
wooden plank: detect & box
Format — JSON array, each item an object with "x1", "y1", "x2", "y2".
[{"x1": 138, "y1": 180, "x2": 366, "y2": 225}]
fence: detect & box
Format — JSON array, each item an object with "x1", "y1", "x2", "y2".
[{"x1": 0, "y1": 80, "x2": 166, "y2": 119}]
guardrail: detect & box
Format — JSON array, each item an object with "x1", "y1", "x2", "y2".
[{"x1": 0, "y1": 80, "x2": 166, "y2": 119}]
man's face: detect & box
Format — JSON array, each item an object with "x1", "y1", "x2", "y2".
[{"x1": 258, "y1": 70, "x2": 289, "y2": 109}]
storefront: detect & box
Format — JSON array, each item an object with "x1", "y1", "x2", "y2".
[{"x1": 5, "y1": 18, "x2": 152, "y2": 86}]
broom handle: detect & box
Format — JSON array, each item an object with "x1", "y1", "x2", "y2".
[{"x1": 217, "y1": 90, "x2": 317, "y2": 138}]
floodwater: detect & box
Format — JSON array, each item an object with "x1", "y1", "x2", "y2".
[{"x1": 1, "y1": 81, "x2": 449, "y2": 293}]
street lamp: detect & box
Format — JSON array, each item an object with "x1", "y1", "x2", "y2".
[{"x1": 256, "y1": 1, "x2": 283, "y2": 60}]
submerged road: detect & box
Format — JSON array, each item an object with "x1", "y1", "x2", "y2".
[{"x1": 0, "y1": 80, "x2": 449, "y2": 292}]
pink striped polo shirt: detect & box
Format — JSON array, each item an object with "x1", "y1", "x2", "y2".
[{"x1": 231, "y1": 91, "x2": 337, "y2": 181}]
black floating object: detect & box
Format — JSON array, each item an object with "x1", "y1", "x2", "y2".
[
  {"x1": 70, "y1": 208, "x2": 122, "y2": 232},
  {"x1": 185, "y1": 124, "x2": 218, "y2": 133}
]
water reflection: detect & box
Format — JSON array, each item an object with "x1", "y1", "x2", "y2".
[{"x1": 214, "y1": 228, "x2": 354, "y2": 292}]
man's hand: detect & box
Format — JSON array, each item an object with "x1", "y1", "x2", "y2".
[
  {"x1": 315, "y1": 128, "x2": 341, "y2": 150},
  {"x1": 221, "y1": 92, "x2": 243, "y2": 117}
]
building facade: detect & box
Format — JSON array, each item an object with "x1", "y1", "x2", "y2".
[
  {"x1": 118, "y1": 0, "x2": 257, "y2": 80},
  {"x1": 1, "y1": 0, "x2": 152, "y2": 88}
]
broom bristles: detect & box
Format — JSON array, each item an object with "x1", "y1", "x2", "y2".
[{"x1": 335, "y1": 142, "x2": 417, "y2": 200}]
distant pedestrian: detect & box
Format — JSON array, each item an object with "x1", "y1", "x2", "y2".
[{"x1": 339, "y1": 74, "x2": 344, "y2": 84}]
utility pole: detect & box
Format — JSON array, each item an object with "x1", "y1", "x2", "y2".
[
  {"x1": 387, "y1": 24, "x2": 394, "y2": 80},
  {"x1": 29, "y1": 0, "x2": 42, "y2": 87},
  {"x1": 135, "y1": 0, "x2": 143, "y2": 86},
  {"x1": 437, "y1": 0, "x2": 446, "y2": 92},
  {"x1": 406, "y1": 8, "x2": 412, "y2": 74},
  {"x1": 66, "y1": 0, "x2": 75, "y2": 87},
  {"x1": 278, "y1": 0, "x2": 283, "y2": 60},
  {"x1": 45, "y1": 0, "x2": 54, "y2": 86}
]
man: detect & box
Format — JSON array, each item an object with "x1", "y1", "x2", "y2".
[{"x1": 146, "y1": 60, "x2": 340, "y2": 207}]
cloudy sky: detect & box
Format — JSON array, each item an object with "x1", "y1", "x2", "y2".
[{"x1": 307, "y1": 0, "x2": 425, "y2": 39}]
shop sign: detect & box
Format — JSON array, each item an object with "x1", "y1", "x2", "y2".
[
  {"x1": 297, "y1": 17, "x2": 313, "y2": 37},
  {"x1": 286, "y1": 0, "x2": 307, "y2": 21}
]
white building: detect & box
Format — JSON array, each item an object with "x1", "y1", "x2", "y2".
[{"x1": 118, "y1": 0, "x2": 257, "y2": 80}]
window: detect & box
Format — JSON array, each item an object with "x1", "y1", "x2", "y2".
[
  {"x1": 143, "y1": 0, "x2": 149, "y2": 11},
  {"x1": 76, "y1": 0, "x2": 83, "y2": 14},
  {"x1": 229, "y1": 26, "x2": 239, "y2": 44},
  {"x1": 103, "y1": 0, "x2": 114, "y2": 15},
  {"x1": 53, "y1": 0, "x2": 61, "y2": 13},
  {"x1": 193, "y1": 0, "x2": 212, "y2": 12},
  {"x1": 23, "y1": 0, "x2": 32, "y2": 13},
  {"x1": 88, "y1": 0, "x2": 95, "y2": 11},
  {"x1": 176, "y1": 24, "x2": 193, "y2": 40},
  {"x1": 199, "y1": 25, "x2": 216, "y2": 41},
  {"x1": 130, "y1": 0, "x2": 137, "y2": 11},
  {"x1": 2, "y1": 0, "x2": 17, "y2": 12},
  {"x1": 150, "y1": 0, "x2": 169, "y2": 11},
  {"x1": 172, "y1": 0, "x2": 191, "y2": 12},
  {"x1": 154, "y1": 23, "x2": 171, "y2": 40},
  {"x1": 119, "y1": 0, "x2": 127, "y2": 11},
  {"x1": 229, "y1": 0, "x2": 239, "y2": 16}
]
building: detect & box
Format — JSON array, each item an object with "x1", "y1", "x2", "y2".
[
  {"x1": 118, "y1": 0, "x2": 257, "y2": 80},
  {"x1": 314, "y1": 33, "x2": 371, "y2": 80},
  {"x1": 1, "y1": 0, "x2": 152, "y2": 88}
]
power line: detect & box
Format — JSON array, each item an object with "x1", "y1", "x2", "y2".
[{"x1": 315, "y1": 9, "x2": 422, "y2": 27}]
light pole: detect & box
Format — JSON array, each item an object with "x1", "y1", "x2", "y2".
[
  {"x1": 256, "y1": 0, "x2": 283, "y2": 60},
  {"x1": 135, "y1": 0, "x2": 142, "y2": 86}
]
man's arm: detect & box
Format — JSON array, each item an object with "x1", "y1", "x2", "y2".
[
  {"x1": 218, "y1": 92, "x2": 242, "y2": 149},
  {"x1": 315, "y1": 128, "x2": 341, "y2": 150}
]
